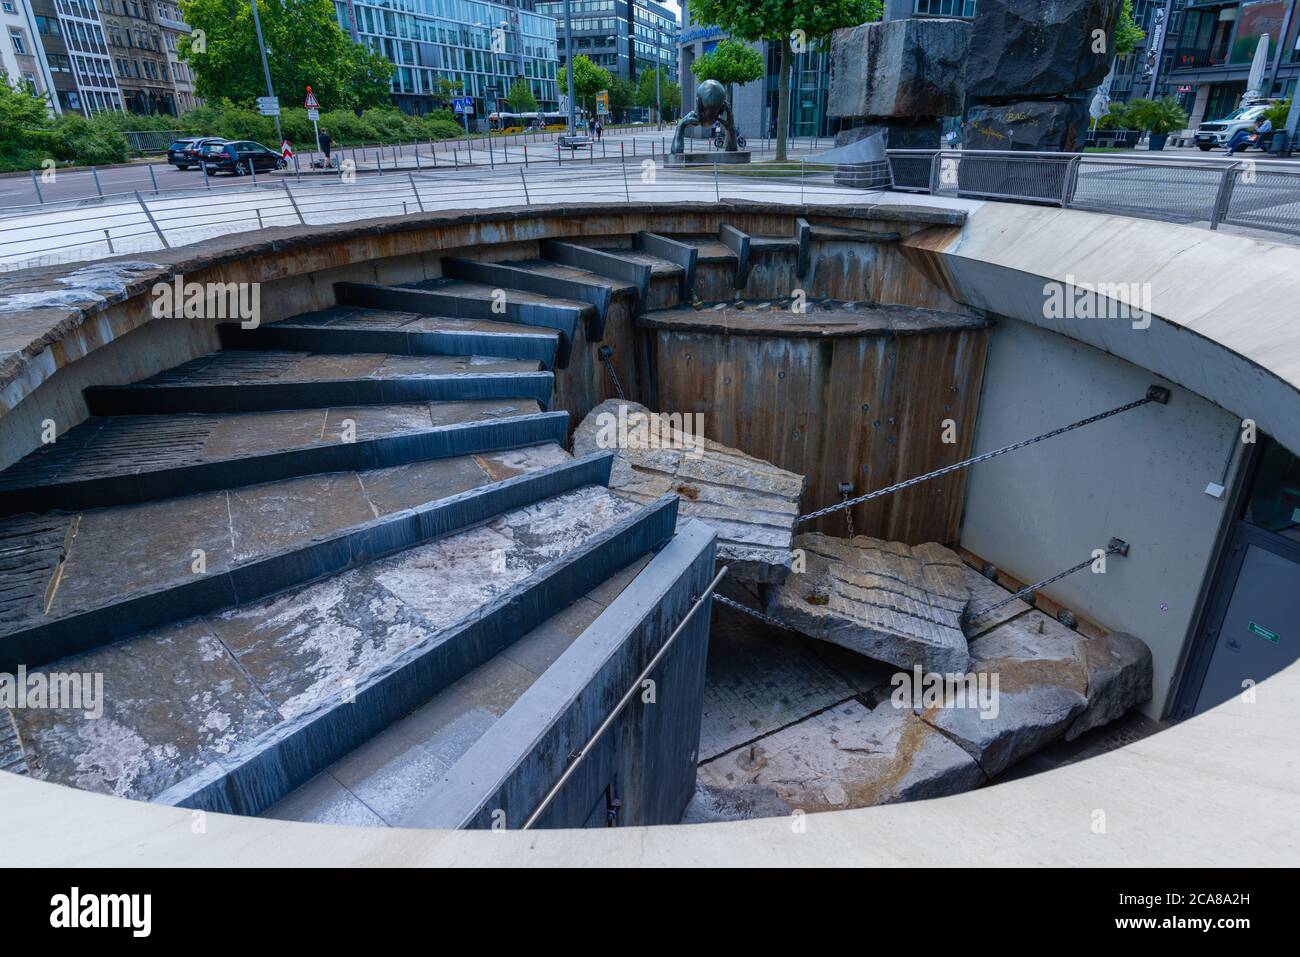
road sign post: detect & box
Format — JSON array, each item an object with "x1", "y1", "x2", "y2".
[
  {"x1": 249, "y1": 0, "x2": 283, "y2": 145},
  {"x1": 453, "y1": 96, "x2": 474, "y2": 161},
  {"x1": 305, "y1": 87, "x2": 323, "y2": 167}
]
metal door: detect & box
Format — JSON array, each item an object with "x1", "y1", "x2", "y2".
[{"x1": 1190, "y1": 525, "x2": 1300, "y2": 716}]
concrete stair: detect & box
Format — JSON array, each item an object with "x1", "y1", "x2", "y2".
[{"x1": 1, "y1": 262, "x2": 711, "y2": 825}]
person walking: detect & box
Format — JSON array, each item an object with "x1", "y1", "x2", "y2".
[
  {"x1": 319, "y1": 128, "x2": 333, "y2": 167},
  {"x1": 595, "y1": 119, "x2": 603, "y2": 141}
]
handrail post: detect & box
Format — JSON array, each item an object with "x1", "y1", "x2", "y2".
[
  {"x1": 1061, "y1": 154, "x2": 1082, "y2": 207},
  {"x1": 1210, "y1": 162, "x2": 1240, "y2": 230},
  {"x1": 91, "y1": 166, "x2": 103, "y2": 196},
  {"x1": 621, "y1": 147, "x2": 630, "y2": 202},
  {"x1": 929, "y1": 150, "x2": 943, "y2": 194},
  {"x1": 714, "y1": 161, "x2": 721, "y2": 202},
  {"x1": 520, "y1": 167, "x2": 530, "y2": 205},
  {"x1": 29, "y1": 170, "x2": 43, "y2": 204},
  {"x1": 408, "y1": 173, "x2": 425, "y2": 212},
  {"x1": 134, "y1": 190, "x2": 169, "y2": 248},
  {"x1": 282, "y1": 180, "x2": 305, "y2": 224}
]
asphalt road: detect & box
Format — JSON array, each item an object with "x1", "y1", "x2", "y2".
[{"x1": 0, "y1": 129, "x2": 830, "y2": 209}]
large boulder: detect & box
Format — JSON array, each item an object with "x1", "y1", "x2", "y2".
[
  {"x1": 1066, "y1": 631, "x2": 1154, "y2": 740},
  {"x1": 963, "y1": 98, "x2": 1091, "y2": 153},
  {"x1": 573, "y1": 399, "x2": 805, "y2": 583},
  {"x1": 767, "y1": 533, "x2": 971, "y2": 673},
  {"x1": 828, "y1": 18, "x2": 970, "y2": 120},
  {"x1": 967, "y1": 0, "x2": 1122, "y2": 101},
  {"x1": 697, "y1": 698, "x2": 984, "y2": 811}
]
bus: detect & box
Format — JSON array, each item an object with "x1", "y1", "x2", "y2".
[{"x1": 488, "y1": 111, "x2": 571, "y2": 133}]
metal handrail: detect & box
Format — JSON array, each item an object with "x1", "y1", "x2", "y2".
[{"x1": 520, "y1": 564, "x2": 728, "y2": 831}]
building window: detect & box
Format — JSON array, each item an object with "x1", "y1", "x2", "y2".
[
  {"x1": 914, "y1": 0, "x2": 976, "y2": 16},
  {"x1": 8, "y1": 30, "x2": 26, "y2": 55}
]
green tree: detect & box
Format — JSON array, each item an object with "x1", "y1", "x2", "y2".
[
  {"x1": 635, "y1": 67, "x2": 679, "y2": 124},
  {"x1": 691, "y1": 0, "x2": 877, "y2": 161},
  {"x1": 558, "y1": 55, "x2": 612, "y2": 117},
  {"x1": 506, "y1": 77, "x2": 539, "y2": 114},
  {"x1": 690, "y1": 39, "x2": 764, "y2": 112},
  {"x1": 607, "y1": 75, "x2": 634, "y2": 122},
  {"x1": 432, "y1": 77, "x2": 465, "y2": 110},
  {"x1": 178, "y1": 0, "x2": 395, "y2": 112},
  {"x1": 1114, "y1": 0, "x2": 1145, "y2": 57}
]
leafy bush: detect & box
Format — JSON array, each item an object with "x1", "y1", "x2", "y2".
[
  {"x1": 423, "y1": 119, "x2": 465, "y2": 140},
  {"x1": 1095, "y1": 102, "x2": 1132, "y2": 131},
  {"x1": 1265, "y1": 98, "x2": 1291, "y2": 129},
  {"x1": 1125, "y1": 97, "x2": 1189, "y2": 135}
]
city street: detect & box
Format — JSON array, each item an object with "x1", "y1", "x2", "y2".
[{"x1": 0, "y1": 129, "x2": 834, "y2": 209}]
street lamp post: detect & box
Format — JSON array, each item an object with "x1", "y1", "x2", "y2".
[
  {"x1": 563, "y1": 0, "x2": 576, "y2": 136},
  {"x1": 249, "y1": 0, "x2": 283, "y2": 145}
]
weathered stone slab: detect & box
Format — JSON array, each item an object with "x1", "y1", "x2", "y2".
[
  {"x1": 767, "y1": 533, "x2": 971, "y2": 673},
  {"x1": 963, "y1": 98, "x2": 1091, "y2": 153},
  {"x1": 698, "y1": 699, "x2": 984, "y2": 811},
  {"x1": 967, "y1": 0, "x2": 1122, "y2": 100},
  {"x1": 573, "y1": 399, "x2": 804, "y2": 583},
  {"x1": 1066, "y1": 631, "x2": 1153, "y2": 741},
  {"x1": 828, "y1": 18, "x2": 970, "y2": 119},
  {"x1": 919, "y1": 611, "x2": 1089, "y2": 777}
]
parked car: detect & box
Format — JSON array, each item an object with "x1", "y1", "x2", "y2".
[
  {"x1": 201, "y1": 140, "x2": 287, "y2": 176},
  {"x1": 1194, "y1": 102, "x2": 1279, "y2": 151},
  {"x1": 166, "y1": 137, "x2": 225, "y2": 170}
]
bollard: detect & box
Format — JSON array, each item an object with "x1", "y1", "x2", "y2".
[
  {"x1": 148, "y1": 163, "x2": 159, "y2": 192},
  {"x1": 91, "y1": 166, "x2": 103, "y2": 196},
  {"x1": 523, "y1": 144, "x2": 528, "y2": 168},
  {"x1": 103, "y1": 229, "x2": 113, "y2": 253}
]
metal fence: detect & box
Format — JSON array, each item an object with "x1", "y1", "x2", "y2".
[
  {"x1": 0, "y1": 156, "x2": 886, "y2": 270},
  {"x1": 891, "y1": 149, "x2": 1300, "y2": 236},
  {"x1": 123, "y1": 130, "x2": 185, "y2": 154},
  {"x1": 2, "y1": 147, "x2": 1298, "y2": 273}
]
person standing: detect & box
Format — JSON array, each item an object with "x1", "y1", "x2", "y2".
[
  {"x1": 319, "y1": 128, "x2": 333, "y2": 166},
  {"x1": 595, "y1": 119, "x2": 603, "y2": 141}
]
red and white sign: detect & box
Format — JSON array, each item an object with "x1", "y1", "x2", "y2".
[
  {"x1": 281, "y1": 140, "x2": 293, "y2": 159},
  {"x1": 304, "y1": 87, "x2": 320, "y2": 110}
]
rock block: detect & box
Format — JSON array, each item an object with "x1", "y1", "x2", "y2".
[
  {"x1": 573, "y1": 399, "x2": 805, "y2": 583},
  {"x1": 920, "y1": 611, "x2": 1088, "y2": 777},
  {"x1": 767, "y1": 533, "x2": 971, "y2": 673},
  {"x1": 967, "y1": 0, "x2": 1122, "y2": 100},
  {"x1": 828, "y1": 18, "x2": 970, "y2": 119},
  {"x1": 1066, "y1": 630, "x2": 1153, "y2": 740},
  {"x1": 963, "y1": 98, "x2": 1091, "y2": 153},
  {"x1": 697, "y1": 699, "x2": 983, "y2": 811}
]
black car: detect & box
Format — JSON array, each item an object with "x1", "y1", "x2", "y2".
[
  {"x1": 201, "y1": 140, "x2": 287, "y2": 176},
  {"x1": 166, "y1": 137, "x2": 225, "y2": 170}
]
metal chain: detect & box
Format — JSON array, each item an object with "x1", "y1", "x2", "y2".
[
  {"x1": 713, "y1": 593, "x2": 800, "y2": 632},
  {"x1": 963, "y1": 540, "x2": 1126, "y2": 623},
  {"x1": 598, "y1": 345, "x2": 625, "y2": 400},
  {"x1": 797, "y1": 390, "x2": 1166, "y2": 525},
  {"x1": 842, "y1": 490, "x2": 855, "y2": 539}
]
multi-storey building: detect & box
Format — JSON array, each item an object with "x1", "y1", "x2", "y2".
[
  {"x1": 30, "y1": 0, "x2": 121, "y2": 113},
  {"x1": 1152, "y1": 0, "x2": 1300, "y2": 127},
  {"x1": 537, "y1": 0, "x2": 677, "y2": 89},
  {"x1": 1, "y1": 0, "x2": 57, "y2": 100},
  {"x1": 154, "y1": 0, "x2": 196, "y2": 113},
  {"x1": 333, "y1": 0, "x2": 561, "y2": 116},
  {"x1": 99, "y1": 0, "x2": 174, "y2": 114}
]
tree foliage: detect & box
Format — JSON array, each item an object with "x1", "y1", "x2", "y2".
[
  {"x1": 558, "y1": 55, "x2": 612, "y2": 115},
  {"x1": 635, "y1": 67, "x2": 680, "y2": 122},
  {"x1": 178, "y1": 0, "x2": 394, "y2": 111},
  {"x1": 1114, "y1": 0, "x2": 1146, "y2": 57},
  {"x1": 690, "y1": 39, "x2": 764, "y2": 101},
  {"x1": 506, "y1": 78, "x2": 539, "y2": 113},
  {"x1": 0, "y1": 81, "x2": 131, "y2": 171},
  {"x1": 690, "y1": 0, "x2": 874, "y2": 159}
]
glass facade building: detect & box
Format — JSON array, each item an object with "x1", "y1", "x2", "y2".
[
  {"x1": 335, "y1": 0, "x2": 561, "y2": 115},
  {"x1": 536, "y1": 0, "x2": 677, "y2": 87}
]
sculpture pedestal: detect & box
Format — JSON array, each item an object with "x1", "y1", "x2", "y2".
[{"x1": 666, "y1": 150, "x2": 752, "y2": 167}]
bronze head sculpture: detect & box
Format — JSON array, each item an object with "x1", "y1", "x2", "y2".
[{"x1": 672, "y1": 78, "x2": 738, "y2": 154}]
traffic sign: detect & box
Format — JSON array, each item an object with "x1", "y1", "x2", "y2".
[
  {"x1": 596, "y1": 90, "x2": 609, "y2": 116},
  {"x1": 280, "y1": 140, "x2": 293, "y2": 159},
  {"x1": 452, "y1": 96, "x2": 474, "y2": 115},
  {"x1": 304, "y1": 86, "x2": 320, "y2": 110},
  {"x1": 256, "y1": 95, "x2": 280, "y2": 116},
  {"x1": 306, "y1": 108, "x2": 319, "y2": 121}
]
